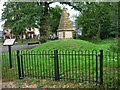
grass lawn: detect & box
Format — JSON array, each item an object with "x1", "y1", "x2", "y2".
[
  {"x1": 2, "y1": 38, "x2": 119, "y2": 88},
  {"x1": 32, "y1": 38, "x2": 118, "y2": 51}
]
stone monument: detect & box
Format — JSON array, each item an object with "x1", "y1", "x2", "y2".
[{"x1": 57, "y1": 7, "x2": 75, "y2": 39}]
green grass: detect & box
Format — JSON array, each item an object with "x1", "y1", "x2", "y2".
[
  {"x1": 2, "y1": 38, "x2": 119, "y2": 88},
  {"x1": 11, "y1": 77, "x2": 99, "y2": 88},
  {"x1": 32, "y1": 38, "x2": 117, "y2": 51}
]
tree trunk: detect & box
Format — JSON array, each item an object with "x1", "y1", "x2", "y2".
[
  {"x1": 39, "y1": 2, "x2": 49, "y2": 37},
  {"x1": 97, "y1": 24, "x2": 101, "y2": 40}
]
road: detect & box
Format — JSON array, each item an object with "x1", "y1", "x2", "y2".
[{"x1": 1, "y1": 44, "x2": 39, "y2": 52}]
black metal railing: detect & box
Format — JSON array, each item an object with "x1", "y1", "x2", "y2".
[{"x1": 2, "y1": 49, "x2": 119, "y2": 88}]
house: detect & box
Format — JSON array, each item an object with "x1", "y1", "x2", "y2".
[
  {"x1": 3, "y1": 28, "x2": 40, "y2": 40},
  {"x1": 3, "y1": 29, "x2": 15, "y2": 39},
  {"x1": 22, "y1": 28, "x2": 40, "y2": 39}
]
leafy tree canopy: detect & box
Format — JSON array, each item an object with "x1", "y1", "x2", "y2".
[
  {"x1": 2, "y1": 2, "x2": 43, "y2": 36},
  {"x1": 75, "y1": 2, "x2": 118, "y2": 40},
  {"x1": 48, "y1": 5, "x2": 62, "y2": 34},
  {"x1": 2, "y1": 2, "x2": 62, "y2": 37}
]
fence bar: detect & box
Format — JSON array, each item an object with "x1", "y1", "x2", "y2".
[
  {"x1": 54, "y1": 50, "x2": 59, "y2": 81},
  {"x1": 100, "y1": 50, "x2": 103, "y2": 86},
  {"x1": 117, "y1": 52, "x2": 119, "y2": 88},
  {"x1": 17, "y1": 50, "x2": 22, "y2": 79},
  {"x1": 8, "y1": 45, "x2": 12, "y2": 68},
  {"x1": 96, "y1": 55, "x2": 98, "y2": 84},
  {"x1": 21, "y1": 55, "x2": 24, "y2": 78}
]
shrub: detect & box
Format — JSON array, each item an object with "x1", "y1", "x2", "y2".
[
  {"x1": 37, "y1": 84, "x2": 43, "y2": 89},
  {"x1": 109, "y1": 38, "x2": 120, "y2": 53},
  {"x1": 39, "y1": 36, "x2": 47, "y2": 44}
]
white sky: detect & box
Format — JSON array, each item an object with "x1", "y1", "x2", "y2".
[
  {"x1": 0, "y1": 0, "x2": 5, "y2": 31},
  {"x1": 0, "y1": 1, "x2": 80, "y2": 31},
  {"x1": 49, "y1": 2, "x2": 80, "y2": 21}
]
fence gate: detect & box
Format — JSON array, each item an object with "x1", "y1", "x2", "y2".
[{"x1": 16, "y1": 50, "x2": 103, "y2": 85}]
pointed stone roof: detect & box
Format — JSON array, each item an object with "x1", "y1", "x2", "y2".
[{"x1": 57, "y1": 7, "x2": 74, "y2": 31}]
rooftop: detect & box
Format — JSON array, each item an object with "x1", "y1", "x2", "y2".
[{"x1": 57, "y1": 7, "x2": 74, "y2": 31}]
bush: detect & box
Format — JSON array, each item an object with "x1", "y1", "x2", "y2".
[
  {"x1": 39, "y1": 36, "x2": 47, "y2": 44},
  {"x1": 109, "y1": 39, "x2": 120, "y2": 53},
  {"x1": 110, "y1": 44, "x2": 119, "y2": 53}
]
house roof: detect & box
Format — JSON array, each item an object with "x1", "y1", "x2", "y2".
[
  {"x1": 57, "y1": 7, "x2": 74, "y2": 32},
  {"x1": 27, "y1": 31, "x2": 35, "y2": 34}
]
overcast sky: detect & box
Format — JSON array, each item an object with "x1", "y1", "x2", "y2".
[
  {"x1": 0, "y1": 0, "x2": 5, "y2": 31},
  {"x1": 49, "y1": 2, "x2": 80, "y2": 21},
  {"x1": 0, "y1": 1, "x2": 80, "y2": 31}
]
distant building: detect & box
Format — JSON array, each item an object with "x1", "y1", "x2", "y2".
[
  {"x1": 3, "y1": 29, "x2": 15, "y2": 39},
  {"x1": 57, "y1": 7, "x2": 75, "y2": 39},
  {"x1": 3, "y1": 28, "x2": 40, "y2": 40},
  {"x1": 22, "y1": 28, "x2": 40, "y2": 39}
]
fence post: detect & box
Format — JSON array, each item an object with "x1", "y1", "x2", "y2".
[
  {"x1": 21, "y1": 55, "x2": 24, "y2": 78},
  {"x1": 100, "y1": 50, "x2": 103, "y2": 86},
  {"x1": 8, "y1": 45, "x2": 12, "y2": 68},
  {"x1": 17, "y1": 50, "x2": 22, "y2": 79},
  {"x1": 54, "y1": 50, "x2": 60, "y2": 81}
]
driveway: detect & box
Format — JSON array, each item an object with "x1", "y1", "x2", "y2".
[{"x1": 1, "y1": 44, "x2": 39, "y2": 52}]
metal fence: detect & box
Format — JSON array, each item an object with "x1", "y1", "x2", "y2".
[{"x1": 2, "y1": 50, "x2": 119, "y2": 88}]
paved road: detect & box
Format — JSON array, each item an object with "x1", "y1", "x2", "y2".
[{"x1": 1, "y1": 44, "x2": 39, "y2": 52}]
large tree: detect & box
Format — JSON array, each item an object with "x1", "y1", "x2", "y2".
[
  {"x1": 75, "y1": 2, "x2": 118, "y2": 40},
  {"x1": 2, "y1": 2, "x2": 64, "y2": 38},
  {"x1": 48, "y1": 5, "x2": 62, "y2": 34},
  {"x1": 2, "y1": 2, "x2": 43, "y2": 38}
]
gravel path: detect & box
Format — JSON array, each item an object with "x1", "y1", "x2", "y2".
[
  {"x1": 2, "y1": 81, "x2": 37, "y2": 88},
  {"x1": 1, "y1": 44, "x2": 39, "y2": 52},
  {"x1": 2, "y1": 82, "x2": 16, "y2": 88}
]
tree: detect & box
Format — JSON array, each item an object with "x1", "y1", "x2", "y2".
[
  {"x1": 48, "y1": 5, "x2": 62, "y2": 34},
  {"x1": 75, "y1": 2, "x2": 118, "y2": 40},
  {"x1": 2, "y1": 2, "x2": 62, "y2": 38},
  {"x1": 2, "y1": 2, "x2": 43, "y2": 39}
]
